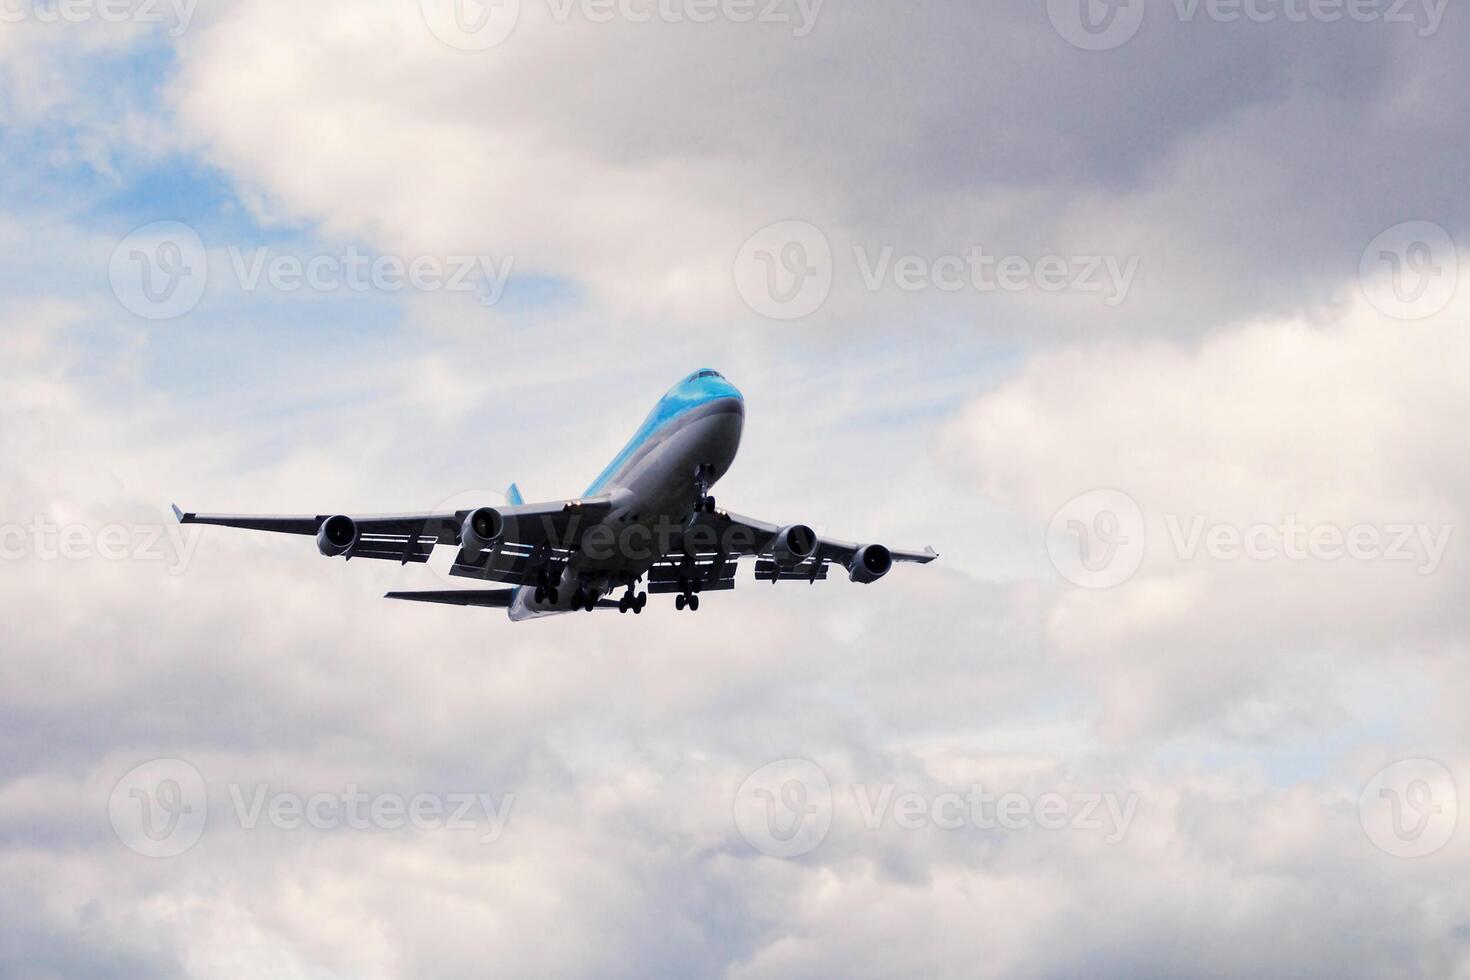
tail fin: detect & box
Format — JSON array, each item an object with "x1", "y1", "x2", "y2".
[{"x1": 506, "y1": 483, "x2": 524, "y2": 506}]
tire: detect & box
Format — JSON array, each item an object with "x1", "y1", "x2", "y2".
[
  {"x1": 534, "y1": 587, "x2": 547, "y2": 603},
  {"x1": 689, "y1": 595, "x2": 701, "y2": 612},
  {"x1": 548, "y1": 588, "x2": 560, "y2": 605},
  {"x1": 676, "y1": 595, "x2": 687, "y2": 611}
]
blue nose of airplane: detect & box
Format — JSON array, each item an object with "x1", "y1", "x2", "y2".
[{"x1": 679, "y1": 369, "x2": 744, "y2": 411}]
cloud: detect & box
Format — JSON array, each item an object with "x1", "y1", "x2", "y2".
[
  {"x1": 5, "y1": 5, "x2": 1470, "y2": 978},
  {"x1": 943, "y1": 276, "x2": 1470, "y2": 735},
  {"x1": 163, "y1": 2, "x2": 1470, "y2": 332}
]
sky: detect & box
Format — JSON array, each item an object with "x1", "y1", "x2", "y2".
[{"x1": 2, "y1": 0, "x2": 1469, "y2": 976}]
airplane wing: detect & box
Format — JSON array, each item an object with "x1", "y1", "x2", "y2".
[
  {"x1": 675, "y1": 509, "x2": 937, "y2": 586},
  {"x1": 172, "y1": 496, "x2": 618, "y2": 576}
]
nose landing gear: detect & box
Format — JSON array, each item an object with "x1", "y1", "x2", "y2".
[
  {"x1": 694, "y1": 463, "x2": 718, "y2": 514},
  {"x1": 533, "y1": 568, "x2": 560, "y2": 606}
]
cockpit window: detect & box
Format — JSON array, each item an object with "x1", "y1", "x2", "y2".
[{"x1": 694, "y1": 370, "x2": 724, "y2": 380}]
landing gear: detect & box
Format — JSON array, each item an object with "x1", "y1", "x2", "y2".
[
  {"x1": 619, "y1": 590, "x2": 648, "y2": 615},
  {"x1": 535, "y1": 568, "x2": 560, "y2": 606},
  {"x1": 693, "y1": 463, "x2": 718, "y2": 514},
  {"x1": 674, "y1": 591, "x2": 701, "y2": 612}
]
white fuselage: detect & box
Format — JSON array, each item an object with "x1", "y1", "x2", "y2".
[{"x1": 508, "y1": 389, "x2": 745, "y2": 621}]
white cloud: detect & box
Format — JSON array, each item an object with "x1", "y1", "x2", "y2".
[{"x1": 943, "y1": 276, "x2": 1470, "y2": 735}]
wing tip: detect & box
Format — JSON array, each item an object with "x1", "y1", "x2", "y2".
[{"x1": 171, "y1": 504, "x2": 191, "y2": 524}]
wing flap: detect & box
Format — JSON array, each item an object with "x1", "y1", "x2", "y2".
[
  {"x1": 647, "y1": 552, "x2": 739, "y2": 594},
  {"x1": 754, "y1": 557, "x2": 829, "y2": 583}
]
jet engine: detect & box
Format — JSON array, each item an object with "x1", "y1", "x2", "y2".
[
  {"x1": 461, "y1": 507, "x2": 505, "y2": 554},
  {"x1": 772, "y1": 524, "x2": 819, "y2": 566},
  {"x1": 316, "y1": 515, "x2": 359, "y2": 558},
  {"x1": 847, "y1": 544, "x2": 893, "y2": 584}
]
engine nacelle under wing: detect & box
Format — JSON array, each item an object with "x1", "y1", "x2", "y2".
[
  {"x1": 772, "y1": 524, "x2": 819, "y2": 566},
  {"x1": 316, "y1": 515, "x2": 359, "y2": 558},
  {"x1": 847, "y1": 544, "x2": 893, "y2": 584},
  {"x1": 460, "y1": 507, "x2": 505, "y2": 555}
]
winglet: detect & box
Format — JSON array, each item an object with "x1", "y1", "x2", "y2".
[
  {"x1": 506, "y1": 483, "x2": 524, "y2": 507},
  {"x1": 172, "y1": 504, "x2": 187, "y2": 523}
]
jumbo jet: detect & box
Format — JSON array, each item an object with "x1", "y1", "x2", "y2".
[{"x1": 174, "y1": 370, "x2": 938, "y2": 621}]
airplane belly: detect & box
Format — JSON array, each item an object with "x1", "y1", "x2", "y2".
[{"x1": 618, "y1": 407, "x2": 743, "y2": 513}]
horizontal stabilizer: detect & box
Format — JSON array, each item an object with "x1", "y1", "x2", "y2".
[{"x1": 385, "y1": 589, "x2": 518, "y2": 608}]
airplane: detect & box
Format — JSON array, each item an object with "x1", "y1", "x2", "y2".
[{"x1": 174, "y1": 369, "x2": 938, "y2": 621}]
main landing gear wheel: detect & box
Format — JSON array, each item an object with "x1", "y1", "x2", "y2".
[
  {"x1": 534, "y1": 586, "x2": 547, "y2": 603},
  {"x1": 688, "y1": 594, "x2": 700, "y2": 612},
  {"x1": 675, "y1": 594, "x2": 686, "y2": 611}
]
